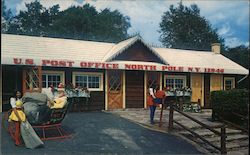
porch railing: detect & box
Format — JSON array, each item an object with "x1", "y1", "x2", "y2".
[
  {"x1": 168, "y1": 103, "x2": 227, "y2": 154},
  {"x1": 217, "y1": 112, "x2": 249, "y2": 133}
]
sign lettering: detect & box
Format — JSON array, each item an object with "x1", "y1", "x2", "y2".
[{"x1": 11, "y1": 58, "x2": 225, "y2": 73}]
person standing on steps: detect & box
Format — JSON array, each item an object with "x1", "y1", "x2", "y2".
[{"x1": 147, "y1": 83, "x2": 159, "y2": 125}]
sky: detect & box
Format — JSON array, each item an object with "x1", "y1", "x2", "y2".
[{"x1": 4, "y1": 0, "x2": 250, "y2": 48}]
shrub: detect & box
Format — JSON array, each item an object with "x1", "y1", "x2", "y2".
[{"x1": 211, "y1": 89, "x2": 249, "y2": 129}]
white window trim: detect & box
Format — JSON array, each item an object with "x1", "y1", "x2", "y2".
[
  {"x1": 42, "y1": 70, "x2": 65, "y2": 88},
  {"x1": 72, "y1": 72, "x2": 103, "y2": 91},
  {"x1": 224, "y1": 77, "x2": 235, "y2": 90},
  {"x1": 164, "y1": 75, "x2": 187, "y2": 89}
]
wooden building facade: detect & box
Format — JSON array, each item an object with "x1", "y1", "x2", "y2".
[{"x1": 1, "y1": 34, "x2": 248, "y2": 112}]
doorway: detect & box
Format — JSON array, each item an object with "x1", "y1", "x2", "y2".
[
  {"x1": 107, "y1": 70, "x2": 123, "y2": 110},
  {"x1": 204, "y1": 74, "x2": 211, "y2": 108},
  {"x1": 125, "y1": 71, "x2": 144, "y2": 108}
]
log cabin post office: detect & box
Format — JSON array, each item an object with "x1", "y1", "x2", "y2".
[{"x1": 1, "y1": 34, "x2": 249, "y2": 112}]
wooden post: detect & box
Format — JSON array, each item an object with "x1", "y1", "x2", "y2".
[
  {"x1": 38, "y1": 66, "x2": 42, "y2": 93},
  {"x1": 221, "y1": 126, "x2": 227, "y2": 154},
  {"x1": 179, "y1": 97, "x2": 183, "y2": 111},
  {"x1": 168, "y1": 102, "x2": 174, "y2": 131},
  {"x1": 159, "y1": 101, "x2": 164, "y2": 127}
]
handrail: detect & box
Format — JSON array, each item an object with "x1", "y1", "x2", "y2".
[
  {"x1": 217, "y1": 114, "x2": 249, "y2": 133},
  {"x1": 173, "y1": 120, "x2": 221, "y2": 151},
  {"x1": 173, "y1": 106, "x2": 223, "y2": 135},
  {"x1": 168, "y1": 103, "x2": 227, "y2": 154},
  {"x1": 232, "y1": 112, "x2": 249, "y2": 120},
  {"x1": 219, "y1": 117, "x2": 248, "y2": 133}
]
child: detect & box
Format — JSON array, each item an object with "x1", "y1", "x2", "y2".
[{"x1": 9, "y1": 100, "x2": 26, "y2": 146}]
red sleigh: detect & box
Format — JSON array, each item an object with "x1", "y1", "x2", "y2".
[{"x1": 3, "y1": 102, "x2": 72, "y2": 141}]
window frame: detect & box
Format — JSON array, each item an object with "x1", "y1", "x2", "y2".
[
  {"x1": 164, "y1": 75, "x2": 187, "y2": 89},
  {"x1": 224, "y1": 77, "x2": 235, "y2": 90},
  {"x1": 42, "y1": 70, "x2": 65, "y2": 88},
  {"x1": 72, "y1": 72, "x2": 103, "y2": 91}
]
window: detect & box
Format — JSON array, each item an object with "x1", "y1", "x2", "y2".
[
  {"x1": 108, "y1": 71, "x2": 122, "y2": 92},
  {"x1": 224, "y1": 77, "x2": 235, "y2": 90},
  {"x1": 164, "y1": 75, "x2": 186, "y2": 89},
  {"x1": 73, "y1": 72, "x2": 103, "y2": 91},
  {"x1": 42, "y1": 71, "x2": 64, "y2": 88}
]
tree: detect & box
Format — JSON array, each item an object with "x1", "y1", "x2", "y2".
[
  {"x1": 1, "y1": 0, "x2": 13, "y2": 32},
  {"x1": 50, "y1": 5, "x2": 131, "y2": 42},
  {"x1": 159, "y1": 3, "x2": 224, "y2": 51},
  {"x1": 7, "y1": 0, "x2": 59, "y2": 36},
  {"x1": 7, "y1": 1, "x2": 131, "y2": 43},
  {"x1": 96, "y1": 8, "x2": 131, "y2": 42},
  {"x1": 49, "y1": 4, "x2": 99, "y2": 40},
  {"x1": 2, "y1": 0, "x2": 12, "y2": 20},
  {"x1": 222, "y1": 45, "x2": 249, "y2": 89}
]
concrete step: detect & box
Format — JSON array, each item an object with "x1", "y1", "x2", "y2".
[
  {"x1": 215, "y1": 139, "x2": 249, "y2": 150},
  {"x1": 228, "y1": 140, "x2": 248, "y2": 150},
  {"x1": 178, "y1": 130, "x2": 248, "y2": 154},
  {"x1": 179, "y1": 130, "x2": 217, "y2": 137},
  {"x1": 227, "y1": 148, "x2": 249, "y2": 155},
  {"x1": 206, "y1": 134, "x2": 249, "y2": 142},
  {"x1": 179, "y1": 134, "x2": 221, "y2": 153},
  {"x1": 179, "y1": 128, "x2": 243, "y2": 138}
]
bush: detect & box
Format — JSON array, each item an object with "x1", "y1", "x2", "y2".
[{"x1": 211, "y1": 89, "x2": 249, "y2": 129}]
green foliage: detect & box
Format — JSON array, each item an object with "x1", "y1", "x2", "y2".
[
  {"x1": 222, "y1": 45, "x2": 249, "y2": 69},
  {"x1": 49, "y1": 4, "x2": 99, "y2": 40},
  {"x1": 2, "y1": 0, "x2": 12, "y2": 20},
  {"x1": 50, "y1": 5, "x2": 131, "y2": 42},
  {"x1": 222, "y1": 45, "x2": 249, "y2": 89},
  {"x1": 159, "y1": 2, "x2": 225, "y2": 51},
  {"x1": 211, "y1": 89, "x2": 249, "y2": 128},
  {"x1": 7, "y1": 0, "x2": 59, "y2": 36},
  {"x1": 96, "y1": 8, "x2": 131, "y2": 42},
  {"x1": 6, "y1": 1, "x2": 131, "y2": 43},
  {"x1": 1, "y1": 0, "x2": 13, "y2": 32}
]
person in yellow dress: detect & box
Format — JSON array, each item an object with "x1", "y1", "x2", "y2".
[
  {"x1": 50, "y1": 90, "x2": 67, "y2": 109},
  {"x1": 9, "y1": 100, "x2": 26, "y2": 146}
]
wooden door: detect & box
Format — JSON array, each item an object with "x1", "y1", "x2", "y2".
[
  {"x1": 191, "y1": 74, "x2": 203, "y2": 105},
  {"x1": 22, "y1": 66, "x2": 42, "y2": 93},
  {"x1": 125, "y1": 71, "x2": 144, "y2": 108},
  {"x1": 107, "y1": 70, "x2": 123, "y2": 110}
]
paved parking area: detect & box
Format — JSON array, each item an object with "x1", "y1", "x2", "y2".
[
  {"x1": 108, "y1": 108, "x2": 221, "y2": 131},
  {"x1": 1, "y1": 112, "x2": 203, "y2": 155}
]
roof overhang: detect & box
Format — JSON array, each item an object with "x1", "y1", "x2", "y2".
[
  {"x1": 2, "y1": 56, "x2": 248, "y2": 74},
  {"x1": 103, "y1": 36, "x2": 169, "y2": 65}
]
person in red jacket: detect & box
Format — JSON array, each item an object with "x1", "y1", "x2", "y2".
[{"x1": 147, "y1": 83, "x2": 167, "y2": 125}]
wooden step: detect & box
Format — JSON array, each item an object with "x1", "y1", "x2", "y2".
[
  {"x1": 227, "y1": 148, "x2": 249, "y2": 155},
  {"x1": 180, "y1": 128, "x2": 243, "y2": 137},
  {"x1": 206, "y1": 134, "x2": 248, "y2": 142},
  {"x1": 177, "y1": 130, "x2": 248, "y2": 153},
  {"x1": 215, "y1": 139, "x2": 249, "y2": 150}
]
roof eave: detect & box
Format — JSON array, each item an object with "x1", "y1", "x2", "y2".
[{"x1": 105, "y1": 36, "x2": 169, "y2": 65}]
